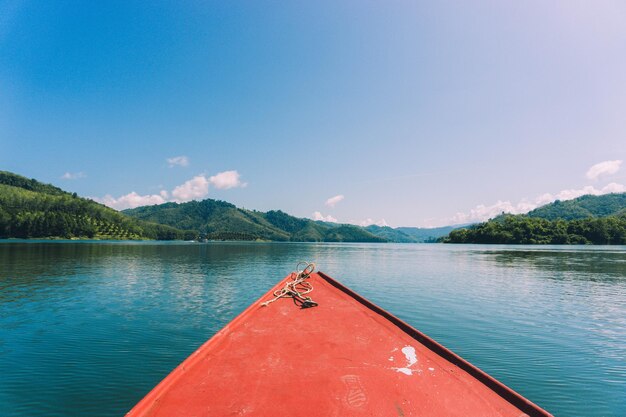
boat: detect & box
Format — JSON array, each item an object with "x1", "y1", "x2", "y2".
[{"x1": 126, "y1": 264, "x2": 552, "y2": 417}]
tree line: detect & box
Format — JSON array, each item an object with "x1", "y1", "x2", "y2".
[{"x1": 444, "y1": 214, "x2": 626, "y2": 245}]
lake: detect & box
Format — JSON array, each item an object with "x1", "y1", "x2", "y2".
[{"x1": 1, "y1": 241, "x2": 625, "y2": 416}]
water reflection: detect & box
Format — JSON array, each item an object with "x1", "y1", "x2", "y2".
[{"x1": 483, "y1": 247, "x2": 626, "y2": 281}]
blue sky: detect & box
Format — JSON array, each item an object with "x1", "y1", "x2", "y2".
[{"x1": 1, "y1": 1, "x2": 625, "y2": 227}]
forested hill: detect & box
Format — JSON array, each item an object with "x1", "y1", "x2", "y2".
[
  {"x1": 527, "y1": 193, "x2": 626, "y2": 220},
  {"x1": 0, "y1": 171, "x2": 194, "y2": 240},
  {"x1": 123, "y1": 200, "x2": 386, "y2": 242},
  {"x1": 444, "y1": 193, "x2": 626, "y2": 245}
]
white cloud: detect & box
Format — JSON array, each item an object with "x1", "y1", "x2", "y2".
[
  {"x1": 61, "y1": 172, "x2": 85, "y2": 180},
  {"x1": 171, "y1": 175, "x2": 210, "y2": 202},
  {"x1": 540, "y1": 182, "x2": 626, "y2": 203},
  {"x1": 438, "y1": 182, "x2": 626, "y2": 227},
  {"x1": 447, "y1": 201, "x2": 533, "y2": 226},
  {"x1": 166, "y1": 156, "x2": 189, "y2": 167},
  {"x1": 96, "y1": 170, "x2": 247, "y2": 210},
  {"x1": 586, "y1": 160, "x2": 622, "y2": 180},
  {"x1": 209, "y1": 170, "x2": 246, "y2": 189},
  {"x1": 93, "y1": 192, "x2": 168, "y2": 210},
  {"x1": 312, "y1": 211, "x2": 338, "y2": 222},
  {"x1": 325, "y1": 194, "x2": 344, "y2": 207},
  {"x1": 356, "y1": 218, "x2": 389, "y2": 227},
  {"x1": 600, "y1": 182, "x2": 626, "y2": 193}
]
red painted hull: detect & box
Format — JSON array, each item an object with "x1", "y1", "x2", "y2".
[{"x1": 127, "y1": 272, "x2": 552, "y2": 417}]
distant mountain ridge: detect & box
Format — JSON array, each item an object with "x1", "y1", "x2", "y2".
[
  {"x1": 122, "y1": 198, "x2": 469, "y2": 243},
  {"x1": 123, "y1": 200, "x2": 386, "y2": 242},
  {"x1": 7, "y1": 170, "x2": 623, "y2": 245},
  {"x1": 365, "y1": 225, "x2": 459, "y2": 243}
]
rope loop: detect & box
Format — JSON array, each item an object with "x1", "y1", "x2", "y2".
[{"x1": 261, "y1": 262, "x2": 318, "y2": 308}]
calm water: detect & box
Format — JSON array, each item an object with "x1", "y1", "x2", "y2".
[{"x1": 1, "y1": 242, "x2": 625, "y2": 417}]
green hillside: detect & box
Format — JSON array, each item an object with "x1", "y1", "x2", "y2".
[
  {"x1": 444, "y1": 193, "x2": 626, "y2": 245},
  {"x1": 0, "y1": 171, "x2": 195, "y2": 240},
  {"x1": 527, "y1": 193, "x2": 626, "y2": 220},
  {"x1": 123, "y1": 201, "x2": 386, "y2": 242}
]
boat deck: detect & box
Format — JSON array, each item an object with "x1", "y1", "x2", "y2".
[{"x1": 127, "y1": 272, "x2": 552, "y2": 417}]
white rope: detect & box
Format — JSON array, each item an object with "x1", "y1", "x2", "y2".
[{"x1": 260, "y1": 262, "x2": 317, "y2": 307}]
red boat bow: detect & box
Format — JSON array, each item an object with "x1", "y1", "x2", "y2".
[{"x1": 127, "y1": 271, "x2": 552, "y2": 417}]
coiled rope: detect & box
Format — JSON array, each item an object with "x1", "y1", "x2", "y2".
[{"x1": 260, "y1": 262, "x2": 318, "y2": 309}]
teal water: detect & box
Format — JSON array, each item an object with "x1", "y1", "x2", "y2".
[{"x1": 1, "y1": 241, "x2": 625, "y2": 417}]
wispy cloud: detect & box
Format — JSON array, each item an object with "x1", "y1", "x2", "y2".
[
  {"x1": 312, "y1": 211, "x2": 337, "y2": 222},
  {"x1": 355, "y1": 218, "x2": 389, "y2": 227},
  {"x1": 586, "y1": 160, "x2": 622, "y2": 180},
  {"x1": 311, "y1": 212, "x2": 389, "y2": 227},
  {"x1": 96, "y1": 191, "x2": 169, "y2": 210},
  {"x1": 444, "y1": 200, "x2": 537, "y2": 226},
  {"x1": 325, "y1": 194, "x2": 344, "y2": 207},
  {"x1": 537, "y1": 182, "x2": 625, "y2": 203},
  {"x1": 61, "y1": 172, "x2": 85, "y2": 180},
  {"x1": 166, "y1": 156, "x2": 189, "y2": 167},
  {"x1": 94, "y1": 170, "x2": 246, "y2": 210}
]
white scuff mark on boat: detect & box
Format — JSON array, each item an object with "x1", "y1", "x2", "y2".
[
  {"x1": 428, "y1": 367, "x2": 435, "y2": 371},
  {"x1": 401, "y1": 346, "x2": 417, "y2": 367},
  {"x1": 388, "y1": 356, "x2": 394, "y2": 361},
  {"x1": 396, "y1": 368, "x2": 412, "y2": 375},
  {"x1": 391, "y1": 345, "x2": 419, "y2": 375}
]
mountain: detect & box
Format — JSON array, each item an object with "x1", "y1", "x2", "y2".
[
  {"x1": 364, "y1": 225, "x2": 416, "y2": 243},
  {"x1": 123, "y1": 201, "x2": 386, "y2": 242},
  {"x1": 527, "y1": 193, "x2": 626, "y2": 220},
  {"x1": 0, "y1": 171, "x2": 195, "y2": 240},
  {"x1": 364, "y1": 225, "x2": 460, "y2": 243},
  {"x1": 396, "y1": 225, "x2": 461, "y2": 242},
  {"x1": 444, "y1": 193, "x2": 626, "y2": 245}
]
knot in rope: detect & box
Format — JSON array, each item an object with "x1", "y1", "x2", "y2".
[{"x1": 261, "y1": 262, "x2": 318, "y2": 309}]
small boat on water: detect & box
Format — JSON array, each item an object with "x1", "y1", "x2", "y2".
[{"x1": 126, "y1": 264, "x2": 552, "y2": 417}]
